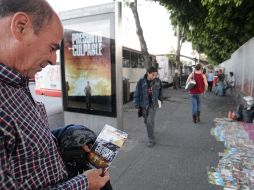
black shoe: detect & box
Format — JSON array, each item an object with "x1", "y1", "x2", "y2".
[
  {"x1": 197, "y1": 112, "x2": 200, "y2": 122},
  {"x1": 147, "y1": 140, "x2": 156, "y2": 147},
  {"x1": 192, "y1": 115, "x2": 197, "y2": 123}
]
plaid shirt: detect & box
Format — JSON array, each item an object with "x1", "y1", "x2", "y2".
[{"x1": 0, "y1": 63, "x2": 88, "y2": 190}]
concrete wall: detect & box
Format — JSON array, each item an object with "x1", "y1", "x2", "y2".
[{"x1": 220, "y1": 37, "x2": 254, "y2": 101}]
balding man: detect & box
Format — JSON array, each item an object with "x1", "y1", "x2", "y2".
[{"x1": 0, "y1": 0, "x2": 109, "y2": 189}]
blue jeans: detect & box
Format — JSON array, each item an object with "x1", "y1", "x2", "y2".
[
  {"x1": 191, "y1": 94, "x2": 201, "y2": 115},
  {"x1": 215, "y1": 82, "x2": 224, "y2": 96}
]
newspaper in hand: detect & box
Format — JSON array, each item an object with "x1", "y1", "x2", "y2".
[
  {"x1": 87, "y1": 124, "x2": 128, "y2": 169},
  {"x1": 158, "y1": 100, "x2": 162, "y2": 108}
]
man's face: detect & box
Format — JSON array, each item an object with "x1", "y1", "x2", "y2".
[
  {"x1": 16, "y1": 14, "x2": 63, "y2": 78},
  {"x1": 147, "y1": 72, "x2": 158, "y2": 81}
]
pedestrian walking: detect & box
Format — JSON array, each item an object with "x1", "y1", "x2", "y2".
[
  {"x1": 134, "y1": 67, "x2": 163, "y2": 147},
  {"x1": 207, "y1": 70, "x2": 214, "y2": 92},
  {"x1": 186, "y1": 64, "x2": 208, "y2": 123}
]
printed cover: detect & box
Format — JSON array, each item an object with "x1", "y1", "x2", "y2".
[{"x1": 87, "y1": 124, "x2": 128, "y2": 169}]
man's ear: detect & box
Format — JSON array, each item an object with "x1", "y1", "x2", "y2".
[{"x1": 10, "y1": 12, "x2": 32, "y2": 40}]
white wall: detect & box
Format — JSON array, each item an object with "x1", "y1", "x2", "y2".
[{"x1": 219, "y1": 37, "x2": 254, "y2": 97}]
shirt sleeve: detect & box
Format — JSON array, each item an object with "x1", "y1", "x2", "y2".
[
  {"x1": 0, "y1": 110, "x2": 89, "y2": 190},
  {"x1": 133, "y1": 79, "x2": 141, "y2": 108},
  {"x1": 0, "y1": 111, "x2": 19, "y2": 190},
  {"x1": 51, "y1": 175, "x2": 89, "y2": 190}
]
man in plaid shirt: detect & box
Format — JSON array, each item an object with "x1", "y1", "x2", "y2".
[{"x1": 0, "y1": 0, "x2": 109, "y2": 189}]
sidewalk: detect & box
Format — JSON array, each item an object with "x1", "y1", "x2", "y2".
[
  {"x1": 110, "y1": 87, "x2": 237, "y2": 190},
  {"x1": 31, "y1": 83, "x2": 237, "y2": 189}
]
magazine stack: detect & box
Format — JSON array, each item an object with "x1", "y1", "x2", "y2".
[{"x1": 208, "y1": 118, "x2": 254, "y2": 189}]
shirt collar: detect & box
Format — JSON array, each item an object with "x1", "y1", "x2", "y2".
[{"x1": 0, "y1": 62, "x2": 28, "y2": 87}]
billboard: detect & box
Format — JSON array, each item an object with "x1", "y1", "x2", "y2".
[{"x1": 60, "y1": 5, "x2": 117, "y2": 117}]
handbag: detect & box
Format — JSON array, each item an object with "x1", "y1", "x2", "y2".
[
  {"x1": 185, "y1": 72, "x2": 196, "y2": 90},
  {"x1": 51, "y1": 125, "x2": 113, "y2": 190},
  {"x1": 138, "y1": 107, "x2": 143, "y2": 117}
]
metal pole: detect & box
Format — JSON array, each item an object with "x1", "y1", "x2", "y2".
[{"x1": 115, "y1": 2, "x2": 123, "y2": 130}]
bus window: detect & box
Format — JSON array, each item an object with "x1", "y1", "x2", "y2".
[
  {"x1": 123, "y1": 49, "x2": 130, "y2": 68},
  {"x1": 138, "y1": 54, "x2": 145, "y2": 68},
  {"x1": 131, "y1": 52, "x2": 138, "y2": 68}
]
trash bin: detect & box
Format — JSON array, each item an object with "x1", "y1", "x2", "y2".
[
  {"x1": 126, "y1": 80, "x2": 130, "y2": 102},
  {"x1": 242, "y1": 109, "x2": 254, "y2": 123}
]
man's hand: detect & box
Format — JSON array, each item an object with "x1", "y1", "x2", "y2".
[
  {"x1": 137, "y1": 107, "x2": 142, "y2": 117},
  {"x1": 84, "y1": 168, "x2": 110, "y2": 190},
  {"x1": 82, "y1": 144, "x2": 91, "y2": 153},
  {"x1": 82, "y1": 145, "x2": 110, "y2": 190}
]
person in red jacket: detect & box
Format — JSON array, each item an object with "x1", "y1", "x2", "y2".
[{"x1": 186, "y1": 64, "x2": 208, "y2": 123}]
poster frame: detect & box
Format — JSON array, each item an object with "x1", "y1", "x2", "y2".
[{"x1": 60, "y1": 3, "x2": 121, "y2": 118}]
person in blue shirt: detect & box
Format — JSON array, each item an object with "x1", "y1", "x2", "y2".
[{"x1": 207, "y1": 70, "x2": 214, "y2": 92}]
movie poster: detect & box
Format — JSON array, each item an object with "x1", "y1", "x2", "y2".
[{"x1": 61, "y1": 16, "x2": 116, "y2": 116}]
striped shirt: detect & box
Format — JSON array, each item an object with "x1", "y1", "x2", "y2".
[{"x1": 0, "y1": 63, "x2": 88, "y2": 189}]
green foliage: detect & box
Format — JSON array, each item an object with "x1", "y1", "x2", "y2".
[{"x1": 155, "y1": 0, "x2": 254, "y2": 64}]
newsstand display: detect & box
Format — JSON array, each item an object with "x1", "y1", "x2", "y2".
[{"x1": 208, "y1": 118, "x2": 254, "y2": 189}]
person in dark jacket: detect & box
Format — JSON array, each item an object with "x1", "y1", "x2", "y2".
[{"x1": 134, "y1": 67, "x2": 163, "y2": 147}]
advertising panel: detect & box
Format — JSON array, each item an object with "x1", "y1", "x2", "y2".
[{"x1": 61, "y1": 11, "x2": 116, "y2": 116}]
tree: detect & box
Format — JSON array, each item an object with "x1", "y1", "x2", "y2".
[
  {"x1": 175, "y1": 24, "x2": 185, "y2": 69},
  {"x1": 156, "y1": 0, "x2": 254, "y2": 64},
  {"x1": 124, "y1": 0, "x2": 153, "y2": 68}
]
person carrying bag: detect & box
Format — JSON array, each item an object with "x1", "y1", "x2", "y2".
[
  {"x1": 186, "y1": 64, "x2": 208, "y2": 123},
  {"x1": 185, "y1": 72, "x2": 196, "y2": 90}
]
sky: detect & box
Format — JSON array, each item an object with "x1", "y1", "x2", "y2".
[{"x1": 47, "y1": 0, "x2": 194, "y2": 56}]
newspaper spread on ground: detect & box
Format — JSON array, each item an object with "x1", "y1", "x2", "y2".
[{"x1": 208, "y1": 118, "x2": 254, "y2": 190}]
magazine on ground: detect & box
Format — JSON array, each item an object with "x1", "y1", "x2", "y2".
[{"x1": 87, "y1": 124, "x2": 128, "y2": 170}]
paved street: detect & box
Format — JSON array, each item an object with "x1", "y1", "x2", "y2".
[
  {"x1": 112, "y1": 88, "x2": 236, "y2": 190},
  {"x1": 31, "y1": 84, "x2": 236, "y2": 190}
]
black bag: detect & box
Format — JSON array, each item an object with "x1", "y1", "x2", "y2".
[
  {"x1": 138, "y1": 108, "x2": 143, "y2": 117},
  {"x1": 242, "y1": 109, "x2": 254, "y2": 123},
  {"x1": 52, "y1": 124, "x2": 113, "y2": 190},
  {"x1": 236, "y1": 104, "x2": 243, "y2": 121}
]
